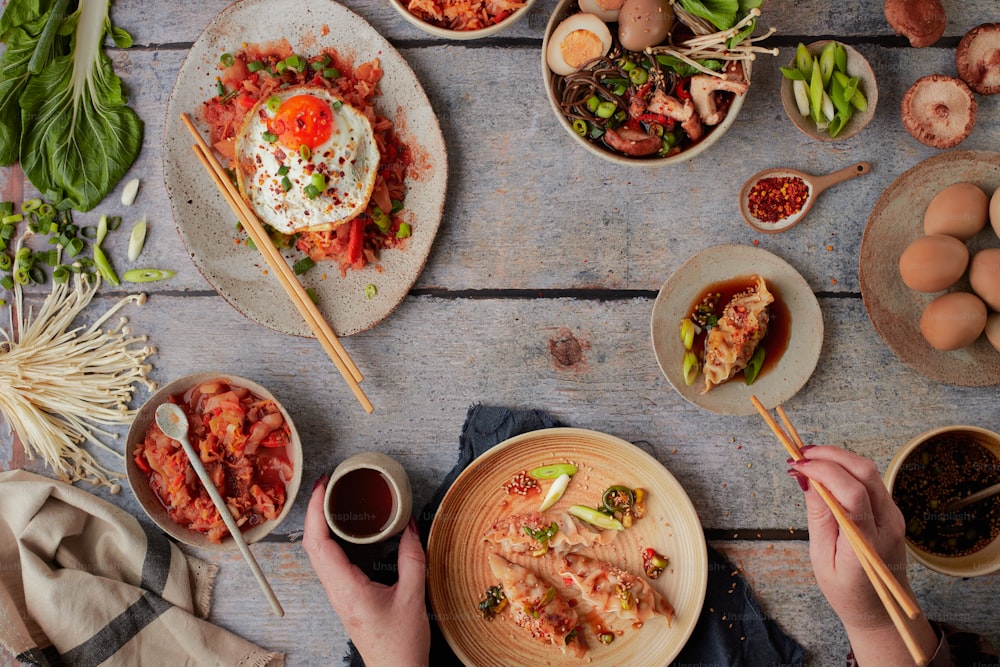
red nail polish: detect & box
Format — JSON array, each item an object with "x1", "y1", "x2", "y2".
[
  {"x1": 312, "y1": 474, "x2": 329, "y2": 492},
  {"x1": 786, "y1": 468, "x2": 809, "y2": 491}
]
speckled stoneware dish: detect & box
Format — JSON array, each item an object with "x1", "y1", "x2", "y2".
[
  {"x1": 650, "y1": 244, "x2": 824, "y2": 416},
  {"x1": 541, "y1": 0, "x2": 749, "y2": 167},
  {"x1": 860, "y1": 151, "x2": 1000, "y2": 386},
  {"x1": 163, "y1": 0, "x2": 447, "y2": 337},
  {"x1": 427, "y1": 428, "x2": 707, "y2": 666},
  {"x1": 388, "y1": 0, "x2": 536, "y2": 39},
  {"x1": 126, "y1": 373, "x2": 303, "y2": 549},
  {"x1": 780, "y1": 40, "x2": 878, "y2": 142}
]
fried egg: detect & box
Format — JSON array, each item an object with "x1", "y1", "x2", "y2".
[{"x1": 235, "y1": 85, "x2": 379, "y2": 234}]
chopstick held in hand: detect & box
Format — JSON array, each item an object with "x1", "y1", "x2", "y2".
[
  {"x1": 181, "y1": 113, "x2": 373, "y2": 413},
  {"x1": 751, "y1": 396, "x2": 931, "y2": 666}
]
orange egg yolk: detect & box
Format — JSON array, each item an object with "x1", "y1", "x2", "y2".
[{"x1": 268, "y1": 94, "x2": 335, "y2": 151}]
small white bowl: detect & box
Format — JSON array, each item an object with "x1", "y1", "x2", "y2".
[
  {"x1": 126, "y1": 373, "x2": 302, "y2": 549},
  {"x1": 388, "y1": 0, "x2": 536, "y2": 39},
  {"x1": 885, "y1": 425, "x2": 1000, "y2": 577},
  {"x1": 780, "y1": 40, "x2": 878, "y2": 142}
]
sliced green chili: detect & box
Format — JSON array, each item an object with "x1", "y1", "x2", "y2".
[
  {"x1": 323, "y1": 67, "x2": 340, "y2": 79},
  {"x1": 220, "y1": 52, "x2": 234, "y2": 67},
  {"x1": 390, "y1": 199, "x2": 404, "y2": 213},
  {"x1": 396, "y1": 222, "x2": 411, "y2": 239},
  {"x1": 303, "y1": 184, "x2": 319, "y2": 199},
  {"x1": 247, "y1": 60, "x2": 265, "y2": 73},
  {"x1": 372, "y1": 207, "x2": 390, "y2": 232},
  {"x1": 300, "y1": 144, "x2": 311, "y2": 160},
  {"x1": 292, "y1": 257, "x2": 315, "y2": 275},
  {"x1": 365, "y1": 283, "x2": 377, "y2": 299}
]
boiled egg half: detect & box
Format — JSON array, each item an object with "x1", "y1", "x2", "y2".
[
  {"x1": 546, "y1": 13, "x2": 613, "y2": 76},
  {"x1": 235, "y1": 85, "x2": 379, "y2": 234}
]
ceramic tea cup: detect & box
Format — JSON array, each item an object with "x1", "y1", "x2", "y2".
[{"x1": 324, "y1": 452, "x2": 412, "y2": 544}]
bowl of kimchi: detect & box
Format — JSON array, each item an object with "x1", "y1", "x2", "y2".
[
  {"x1": 126, "y1": 373, "x2": 302, "y2": 549},
  {"x1": 388, "y1": 0, "x2": 535, "y2": 39}
]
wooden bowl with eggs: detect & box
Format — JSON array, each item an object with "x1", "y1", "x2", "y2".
[
  {"x1": 541, "y1": 0, "x2": 754, "y2": 166},
  {"x1": 860, "y1": 151, "x2": 1000, "y2": 386}
]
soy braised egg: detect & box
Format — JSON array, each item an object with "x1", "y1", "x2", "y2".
[
  {"x1": 546, "y1": 13, "x2": 612, "y2": 76},
  {"x1": 578, "y1": 0, "x2": 625, "y2": 22}
]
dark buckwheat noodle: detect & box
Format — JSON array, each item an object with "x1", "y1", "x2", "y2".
[{"x1": 554, "y1": 44, "x2": 676, "y2": 132}]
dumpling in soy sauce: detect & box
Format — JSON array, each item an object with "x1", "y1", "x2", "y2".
[{"x1": 702, "y1": 276, "x2": 773, "y2": 393}]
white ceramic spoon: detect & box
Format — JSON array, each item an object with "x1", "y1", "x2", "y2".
[{"x1": 155, "y1": 402, "x2": 284, "y2": 617}]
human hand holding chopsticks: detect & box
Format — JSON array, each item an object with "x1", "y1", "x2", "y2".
[{"x1": 791, "y1": 446, "x2": 940, "y2": 666}]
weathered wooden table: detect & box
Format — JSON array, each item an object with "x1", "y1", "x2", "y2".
[{"x1": 3, "y1": 0, "x2": 1000, "y2": 664}]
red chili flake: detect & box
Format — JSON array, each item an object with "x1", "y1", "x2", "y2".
[{"x1": 747, "y1": 176, "x2": 809, "y2": 223}]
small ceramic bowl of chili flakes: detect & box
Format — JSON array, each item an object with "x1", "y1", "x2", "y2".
[
  {"x1": 885, "y1": 425, "x2": 1000, "y2": 577},
  {"x1": 126, "y1": 373, "x2": 303, "y2": 549},
  {"x1": 389, "y1": 0, "x2": 536, "y2": 39}
]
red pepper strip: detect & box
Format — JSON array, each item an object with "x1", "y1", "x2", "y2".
[
  {"x1": 491, "y1": 9, "x2": 512, "y2": 23},
  {"x1": 346, "y1": 217, "x2": 365, "y2": 265},
  {"x1": 134, "y1": 454, "x2": 152, "y2": 474},
  {"x1": 676, "y1": 77, "x2": 691, "y2": 100},
  {"x1": 635, "y1": 112, "x2": 671, "y2": 127}
]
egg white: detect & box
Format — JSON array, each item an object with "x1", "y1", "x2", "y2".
[{"x1": 235, "y1": 85, "x2": 380, "y2": 235}]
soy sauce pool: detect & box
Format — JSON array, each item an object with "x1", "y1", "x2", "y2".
[
  {"x1": 329, "y1": 468, "x2": 395, "y2": 538},
  {"x1": 687, "y1": 275, "x2": 791, "y2": 382}
]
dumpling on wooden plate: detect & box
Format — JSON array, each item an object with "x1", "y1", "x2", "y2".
[
  {"x1": 702, "y1": 276, "x2": 774, "y2": 393},
  {"x1": 487, "y1": 553, "x2": 587, "y2": 656},
  {"x1": 560, "y1": 553, "x2": 675, "y2": 627},
  {"x1": 483, "y1": 510, "x2": 619, "y2": 556}
]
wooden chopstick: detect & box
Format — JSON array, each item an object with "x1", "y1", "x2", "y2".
[
  {"x1": 181, "y1": 113, "x2": 373, "y2": 413},
  {"x1": 751, "y1": 396, "x2": 931, "y2": 666}
]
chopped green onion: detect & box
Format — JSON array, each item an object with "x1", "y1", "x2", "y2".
[
  {"x1": 683, "y1": 351, "x2": 699, "y2": 386},
  {"x1": 93, "y1": 245, "x2": 120, "y2": 286},
  {"x1": 585, "y1": 95, "x2": 602, "y2": 113},
  {"x1": 332, "y1": 100, "x2": 343, "y2": 110},
  {"x1": 292, "y1": 256, "x2": 315, "y2": 275},
  {"x1": 596, "y1": 101, "x2": 617, "y2": 119},
  {"x1": 44, "y1": 249, "x2": 59, "y2": 266},
  {"x1": 128, "y1": 217, "x2": 148, "y2": 262},
  {"x1": 310, "y1": 173, "x2": 326, "y2": 190},
  {"x1": 80, "y1": 225, "x2": 98, "y2": 239},
  {"x1": 311, "y1": 54, "x2": 331, "y2": 69},
  {"x1": 216, "y1": 79, "x2": 226, "y2": 96},
  {"x1": 538, "y1": 473, "x2": 572, "y2": 511},
  {"x1": 305, "y1": 287, "x2": 318, "y2": 304},
  {"x1": 303, "y1": 184, "x2": 320, "y2": 199},
  {"x1": 0, "y1": 254, "x2": 11, "y2": 271},
  {"x1": 276, "y1": 60, "x2": 287, "y2": 73},
  {"x1": 1, "y1": 214, "x2": 22, "y2": 224},
  {"x1": 323, "y1": 67, "x2": 340, "y2": 79},
  {"x1": 28, "y1": 266, "x2": 45, "y2": 284},
  {"x1": 572, "y1": 119, "x2": 587, "y2": 136},
  {"x1": 529, "y1": 463, "x2": 578, "y2": 479},
  {"x1": 372, "y1": 206, "x2": 390, "y2": 232},
  {"x1": 96, "y1": 214, "x2": 109, "y2": 245},
  {"x1": 220, "y1": 52, "x2": 234, "y2": 67},
  {"x1": 267, "y1": 95, "x2": 282, "y2": 111},
  {"x1": 22, "y1": 198, "x2": 41, "y2": 213},
  {"x1": 281, "y1": 176, "x2": 292, "y2": 192},
  {"x1": 396, "y1": 222, "x2": 411, "y2": 239},
  {"x1": 0, "y1": 276, "x2": 13, "y2": 290},
  {"x1": 629, "y1": 67, "x2": 648, "y2": 85},
  {"x1": 277, "y1": 165, "x2": 290, "y2": 176},
  {"x1": 121, "y1": 178, "x2": 140, "y2": 206},
  {"x1": 568, "y1": 505, "x2": 624, "y2": 531},
  {"x1": 14, "y1": 268, "x2": 30, "y2": 285},
  {"x1": 0, "y1": 202, "x2": 11, "y2": 217},
  {"x1": 108, "y1": 215, "x2": 121, "y2": 232},
  {"x1": 680, "y1": 318, "x2": 696, "y2": 350},
  {"x1": 122, "y1": 268, "x2": 175, "y2": 283},
  {"x1": 247, "y1": 60, "x2": 265, "y2": 72},
  {"x1": 365, "y1": 283, "x2": 377, "y2": 299},
  {"x1": 52, "y1": 266, "x2": 69, "y2": 283},
  {"x1": 262, "y1": 131, "x2": 278, "y2": 143},
  {"x1": 37, "y1": 203, "x2": 54, "y2": 218},
  {"x1": 65, "y1": 237, "x2": 84, "y2": 258},
  {"x1": 300, "y1": 144, "x2": 311, "y2": 160},
  {"x1": 390, "y1": 199, "x2": 404, "y2": 213},
  {"x1": 284, "y1": 54, "x2": 301, "y2": 69}
]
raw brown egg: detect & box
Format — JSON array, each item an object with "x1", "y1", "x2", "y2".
[
  {"x1": 970, "y1": 248, "x2": 1000, "y2": 310},
  {"x1": 920, "y1": 292, "x2": 987, "y2": 350},
  {"x1": 985, "y1": 313, "x2": 1000, "y2": 353},
  {"x1": 618, "y1": 0, "x2": 674, "y2": 52},
  {"x1": 991, "y1": 187, "x2": 1000, "y2": 240},
  {"x1": 898, "y1": 234, "x2": 969, "y2": 293},
  {"x1": 923, "y1": 182, "x2": 989, "y2": 240}
]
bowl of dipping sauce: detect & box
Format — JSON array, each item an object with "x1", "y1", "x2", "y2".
[
  {"x1": 324, "y1": 452, "x2": 413, "y2": 544},
  {"x1": 885, "y1": 425, "x2": 1000, "y2": 577}
]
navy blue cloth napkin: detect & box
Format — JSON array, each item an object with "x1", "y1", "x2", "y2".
[{"x1": 345, "y1": 404, "x2": 804, "y2": 666}]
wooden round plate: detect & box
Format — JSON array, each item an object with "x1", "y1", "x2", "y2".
[
  {"x1": 859, "y1": 151, "x2": 1000, "y2": 385},
  {"x1": 427, "y1": 428, "x2": 707, "y2": 666}
]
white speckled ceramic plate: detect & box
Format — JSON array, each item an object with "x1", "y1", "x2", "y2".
[
  {"x1": 163, "y1": 0, "x2": 447, "y2": 336},
  {"x1": 650, "y1": 244, "x2": 824, "y2": 415},
  {"x1": 860, "y1": 151, "x2": 1000, "y2": 385},
  {"x1": 427, "y1": 428, "x2": 707, "y2": 666}
]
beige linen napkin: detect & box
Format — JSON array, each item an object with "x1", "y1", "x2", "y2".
[{"x1": 0, "y1": 470, "x2": 283, "y2": 666}]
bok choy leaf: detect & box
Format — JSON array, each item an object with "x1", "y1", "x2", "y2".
[{"x1": 0, "y1": 0, "x2": 143, "y2": 212}]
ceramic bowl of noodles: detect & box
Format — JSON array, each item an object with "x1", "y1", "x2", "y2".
[
  {"x1": 389, "y1": 0, "x2": 536, "y2": 39},
  {"x1": 542, "y1": 0, "x2": 767, "y2": 166}
]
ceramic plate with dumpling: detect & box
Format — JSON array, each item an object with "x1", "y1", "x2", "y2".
[
  {"x1": 650, "y1": 245, "x2": 823, "y2": 416},
  {"x1": 427, "y1": 428, "x2": 707, "y2": 666}
]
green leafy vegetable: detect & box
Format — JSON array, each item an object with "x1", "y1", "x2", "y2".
[
  {"x1": 1, "y1": 0, "x2": 143, "y2": 212},
  {"x1": 675, "y1": 0, "x2": 762, "y2": 31}
]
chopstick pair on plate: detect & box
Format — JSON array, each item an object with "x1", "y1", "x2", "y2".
[
  {"x1": 180, "y1": 114, "x2": 373, "y2": 414},
  {"x1": 750, "y1": 396, "x2": 932, "y2": 666}
]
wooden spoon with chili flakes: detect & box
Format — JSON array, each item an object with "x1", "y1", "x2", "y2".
[{"x1": 739, "y1": 161, "x2": 871, "y2": 234}]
